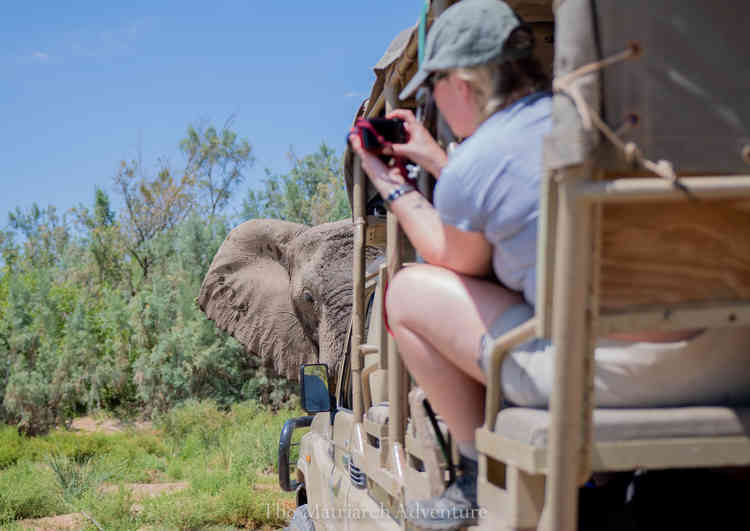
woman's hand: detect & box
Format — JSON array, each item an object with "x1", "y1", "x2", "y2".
[
  {"x1": 349, "y1": 121, "x2": 491, "y2": 277},
  {"x1": 348, "y1": 132, "x2": 408, "y2": 199},
  {"x1": 383, "y1": 109, "x2": 448, "y2": 178}
]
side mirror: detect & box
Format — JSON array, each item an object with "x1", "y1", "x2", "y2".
[{"x1": 300, "y1": 363, "x2": 332, "y2": 413}]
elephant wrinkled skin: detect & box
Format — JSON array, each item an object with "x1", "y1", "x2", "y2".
[{"x1": 198, "y1": 218, "x2": 380, "y2": 380}]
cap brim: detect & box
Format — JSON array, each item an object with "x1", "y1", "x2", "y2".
[{"x1": 399, "y1": 68, "x2": 430, "y2": 101}]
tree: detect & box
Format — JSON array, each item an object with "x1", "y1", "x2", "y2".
[
  {"x1": 93, "y1": 187, "x2": 116, "y2": 227},
  {"x1": 181, "y1": 118, "x2": 254, "y2": 217},
  {"x1": 114, "y1": 160, "x2": 194, "y2": 282},
  {"x1": 114, "y1": 119, "x2": 253, "y2": 283},
  {"x1": 7, "y1": 204, "x2": 70, "y2": 269},
  {"x1": 0, "y1": 228, "x2": 18, "y2": 270},
  {"x1": 241, "y1": 142, "x2": 350, "y2": 225},
  {"x1": 74, "y1": 188, "x2": 124, "y2": 287}
]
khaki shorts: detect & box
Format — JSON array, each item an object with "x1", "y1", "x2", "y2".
[{"x1": 479, "y1": 303, "x2": 750, "y2": 408}]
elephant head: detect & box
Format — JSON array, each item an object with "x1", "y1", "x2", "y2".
[{"x1": 198, "y1": 218, "x2": 381, "y2": 380}]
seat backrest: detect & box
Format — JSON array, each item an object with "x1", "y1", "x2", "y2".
[{"x1": 598, "y1": 198, "x2": 750, "y2": 316}]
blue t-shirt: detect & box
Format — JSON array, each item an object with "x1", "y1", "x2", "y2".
[{"x1": 434, "y1": 92, "x2": 552, "y2": 307}]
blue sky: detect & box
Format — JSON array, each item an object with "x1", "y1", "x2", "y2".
[{"x1": 1, "y1": 1, "x2": 423, "y2": 225}]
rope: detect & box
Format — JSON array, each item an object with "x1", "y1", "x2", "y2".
[{"x1": 553, "y1": 42, "x2": 689, "y2": 192}]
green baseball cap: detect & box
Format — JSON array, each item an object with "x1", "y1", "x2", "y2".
[{"x1": 400, "y1": 0, "x2": 526, "y2": 100}]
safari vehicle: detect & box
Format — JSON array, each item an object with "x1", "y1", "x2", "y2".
[{"x1": 279, "y1": 1, "x2": 750, "y2": 529}]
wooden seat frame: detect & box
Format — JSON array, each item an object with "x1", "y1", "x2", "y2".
[{"x1": 476, "y1": 171, "x2": 750, "y2": 531}]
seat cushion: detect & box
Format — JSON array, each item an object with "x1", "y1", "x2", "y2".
[{"x1": 496, "y1": 407, "x2": 750, "y2": 448}]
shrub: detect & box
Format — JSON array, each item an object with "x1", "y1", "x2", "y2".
[
  {"x1": 47, "y1": 453, "x2": 110, "y2": 503},
  {"x1": 0, "y1": 460, "x2": 65, "y2": 522},
  {"x1": 83, "y1": 486, "x2": 136, "y2": 531},
  {"x1": 0, "y1": 423, "x2": 168, "y2": 475},
  {"x1": 154, "y1": 399, "x2": 230, "y2": 444},
  {"x1": 0, "y1": 426, "x2": 24, "y2": 469}
]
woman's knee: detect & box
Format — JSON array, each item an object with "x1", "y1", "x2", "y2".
[{"x1": 385, "y1": 265, "x2": 443, "y2": 327}]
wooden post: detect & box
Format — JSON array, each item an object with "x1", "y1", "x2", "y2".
[
  {"x1": 351, "y1": 162, "x2": 366, "y2": 423},
  {"x1": 541, "y1": 167, "x2": 593, "y2": 531},
  {"x1": 378, "y1": 264, "x2": 389, "y2": 370},
  {"x1": 386, "y1": 211, "x2": 408, "y2": 449},
  {"x1": 383, "y1": 84, "x2": 409, "y2": 449},
  {"x1": 537, "y1": 170, "x2": 558, "y2": 340}
]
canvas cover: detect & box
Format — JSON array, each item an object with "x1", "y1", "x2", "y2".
[
  {"x1": 548, "y1": 0, "x2": 750, "y2": 174},
  {"x1": 543, "y1": 0, "x2": 600, "y2": 170}
]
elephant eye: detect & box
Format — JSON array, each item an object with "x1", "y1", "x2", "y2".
[{"x1": 303, "y1": 290, "x2": 315, "y2": 304}]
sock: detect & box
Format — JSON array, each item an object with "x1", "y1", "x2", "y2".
[{"x1": 457, "y1": 441, "x2": 478, "y2": 461}]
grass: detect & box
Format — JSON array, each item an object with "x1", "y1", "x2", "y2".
[{"x1": 0, "y1": 399, "x2": 306, "y2": 529}]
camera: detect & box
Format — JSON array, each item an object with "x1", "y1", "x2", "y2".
[{"x1": 353, "y1": 118, "x2": 408, "y2": 153}]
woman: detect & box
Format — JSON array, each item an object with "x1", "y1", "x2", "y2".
[
  {"x1": 350, "y1": 1, "x2": 550, "y2": 527},
  {"x1": 351, "y1": 0, "x2": 750, "y2": 529}
]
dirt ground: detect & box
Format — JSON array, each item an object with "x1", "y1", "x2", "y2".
[
  {"x1": 99, "y1": 481, "x2": 189, "y2": 499},
  {"x1": 70, "y1": 415, "x2": 153, "y2": 434},
  {"x1": 18, "y1": 513, "x2": 84, "y2": 530}
]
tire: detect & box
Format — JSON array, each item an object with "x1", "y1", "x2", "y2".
[{"x1": 287, "y1": 504, "x2": 315, "y2": 531}]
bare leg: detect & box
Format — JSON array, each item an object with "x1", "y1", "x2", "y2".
[{"x1": 386, "y1": 264, "x2": 522, "y2": 442}]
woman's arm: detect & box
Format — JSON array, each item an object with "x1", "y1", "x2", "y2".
[
  {"x1": 350, "y1": 134, "x2": 492, "y2": 277},
  {"x1": 390, "y1": 189, "x2": 492, "y2": 276}
]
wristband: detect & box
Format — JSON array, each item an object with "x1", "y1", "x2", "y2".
[{"x1": 383, "y1": 184, "x2": 417, "y2": 210}]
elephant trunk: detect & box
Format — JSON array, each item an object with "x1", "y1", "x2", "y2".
[{"x1": 317, "y1": 281, "x2": 354, "y2": 371}]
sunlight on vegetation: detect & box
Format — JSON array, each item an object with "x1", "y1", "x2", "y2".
[
  {"x1": 0, "y1": 122, "x2": 340, "y2": 527},
  {"x1": 0, "y1": 400, "x2": 306, "y2": 528},
  {"x1": 0, "y1": 122, "x2": 347, "y2": 435}
]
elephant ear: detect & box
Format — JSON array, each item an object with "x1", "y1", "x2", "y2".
[{"x1": 198, "y1": 219, "x2": 317, "y2": 379}]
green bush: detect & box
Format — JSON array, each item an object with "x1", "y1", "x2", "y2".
[
  {"x1": 1, "y1": 267, "x2": 130, "y2": 434},
  {"x1": 83, "y1": 486, "x2": 137, "y2": 531},
  {"x1": 0, "y1": 460, "x2": 65, "y2": 523},
  {"x1": 47, "y1": 453, "x2": 111, "y2": 503},
  {"x1": 136, "y1": 475, "x2": 286, "y2": 529},
  {"x1": 0, "y1": 426, "x2": 24, "y2": 469},
  {"x1": 0, "y1": 423, "x2": 168, "y2": 474},
  {"x1": 155, "y1": 399, "x2": 230, "y2": 443}
]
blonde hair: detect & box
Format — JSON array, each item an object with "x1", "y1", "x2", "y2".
[
  {"x1": 454, "y1": 27, "x2": 550, "y2": 123},
  {"x1": 455, "y1": 64, "x2": 504, "y2": 122}
]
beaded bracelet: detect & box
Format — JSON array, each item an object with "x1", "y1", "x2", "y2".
[{"x1": 383, "y1": 183, "x2": 417, "y2": 210}]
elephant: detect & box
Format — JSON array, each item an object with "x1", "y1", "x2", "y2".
[{"x1": 198, "y1": 218, "x2": 382, "y2": 380}]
